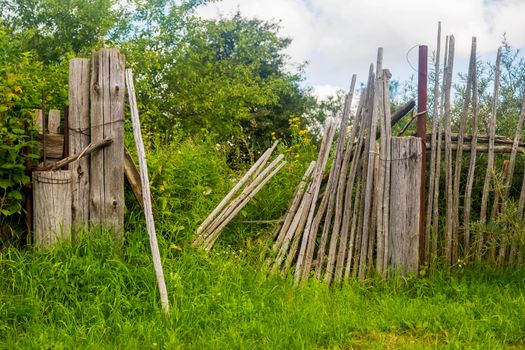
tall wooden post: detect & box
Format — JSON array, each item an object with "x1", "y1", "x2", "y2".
[
  {"x1": 69, "y1": 58, "x2": 91, "y2": 229},
  {"x1": 90, "y1": 49, "x2": 125, "y2": 239},
  {"x1": 389, "y1": 137, "x2": 422, "y2": 276}
]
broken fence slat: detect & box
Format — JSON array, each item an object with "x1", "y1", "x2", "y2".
[{"x1": 126, "y1": 69, "x2": 170, "y2": 315}]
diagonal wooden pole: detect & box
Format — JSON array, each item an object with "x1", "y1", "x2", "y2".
[{"x1": 126, "y1": 69, "x2": 170, "y2": 315}]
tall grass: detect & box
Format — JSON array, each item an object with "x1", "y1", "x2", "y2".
[{"x1": 1, "y1": 229, "x2": 524, "y2": 349}]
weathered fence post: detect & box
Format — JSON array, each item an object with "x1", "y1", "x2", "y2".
[
  {"x1": 69, "y1": 58, "x2": 91, "y2": 229},
  {"x1": 90, "y1": 49, "x2": 125, "y2": 239},
  {"x1": 389, "y1": 137, "x2": 422, "y2": 276},
  {"x1": 33, "y1": 171, "x2": 72, "y2": 249}
]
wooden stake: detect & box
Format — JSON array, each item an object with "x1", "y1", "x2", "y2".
[
  {"x1": 126, "y1": 70, "x2": 170, "y2": 315},
  {"x1": 376, "y1": 69, "x2": 393, "y2": 275},
  {"x1": 359, "y1": 51, "x2": 382, "y2": 280},
  {"x1": 294, "y1": 121, "x2": 336, "y2": 284},
  {"x1": 477, "y1": 47, "x2": 501, "y2": 261},
  {"x1": 431, "y1": 35, "x2": 449, "y2": 262},
  {"x1": 204, "y1": 160, "x2": 287, "y2": 250},
  {"x1": 451, "y1": 37, "x2": 475, "y2": 263},
  {"x1": 444, "y1": 36, "x2": 455, "y2": 266},
  {"x1": 335, "y1": 93, "x2": 365, "y2": 281},
  {"x1": 272, "y1": 180, "x2": 314, "y2": 274},
  {"x1": 200, "y1": 154, "x2": 285, "y2": 248},
  {"x1": 273, "y1": 161, "x2": 316, "y2": 251},
  {"x1": 463, "y1": 37, "x2": 478, "y2": 257},
  {"x1": 196, "y1": 141, "x2": 278, "y2": 239},
  {"x1": 323, "y1": 75, "x2": 357, "y2": 283}
]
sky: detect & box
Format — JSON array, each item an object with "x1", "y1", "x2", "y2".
[{"x1": 196, "y1": 0, "x2": 525, "y2": 99}]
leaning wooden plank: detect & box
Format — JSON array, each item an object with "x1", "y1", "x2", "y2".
[
  {"x1": 324, "y1": 76, "x2": 357, "y2": 284},
  {"x1": 124, "y1": 148, "x2": 144, "y2": 209},
  {"x1": 334, "y1": 90, "x2": 367, "y2": 282},
  {"x1": 431, "y1": 33, "x2": 447, "y2": 262},
  {"x1": 443, "y1": 36, "x2": 455, "y2": 266},
  {"x1": 389, "y1": 137, "x2": 422, "y2": 276},
  {"x1": 359, "y1": 51, "x2": 382, "y2": 280},
  {"x1": 375, "y1": 85, "x2": 387, "y2": 277},
  {"x1": 280, "y1": 182, "x2": 316, "y2": 276},
  {"x1": 367, "y1": 143, "x2": 380, "y2": 277},
  {"x1": 126, "y1": 69, "x2": 170, "y2": 315},
  {"x1": 196, "y1": 146, "x2": 279, "y2": 244},
  {"x1": 294, "y1": 121, "x2": 336, "y2": 284},
  {"x1": 344, "y1": 173, "x2": 363, "y2": 280},
  {"x1": 51, "y1": 138, "x2": 113, "y2": 171},
  {"x1": 197, "y1": 154, "x2": 285, "y2": 247},
  {"x1": 351, "y1": 70, "x2": 377, "y2": 278},
  {"x1": 463, "y1": 38, "x2": 479, "y2": 257},
  {"x1": 491, "y1": 160, "x2": 509, "y2": 261},
  {"x1": 425, "y1": 23, "x2": 441, "y2": 261},
  {"x1": 477, "y1": 47, "x2": 502, "y2": 261},
  {"x1": 376, "y1": 69, "x2": 393, "y2": 275},
  {"x1": 314, "y1": 78, "x2": 355, "y2": 281},
  {"x1": 273, "y1": 161, "x2": 316, "y2": 251},
  {"x1": 196, "y1": 141, "x2": 278, "y2": 238},
  {"x1": 271, "y1": 181, "x2": 315, "y2": 274},
  {"x1": 204, "y1": 160, "x2": 287, "y2": 251},
  {"x1": 451, "y1": 37, "x2": 475, "y2": 263},
  {"x1": 68, "y1": 58, "x2": 91, "y2": 228}
]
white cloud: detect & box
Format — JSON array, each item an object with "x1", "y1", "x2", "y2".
[
  {"x1": 195, "y1": 0, "x2": 525, "y2": 97},
  {"x1": 311, "y1": 84, "x2": 345, "y2": 100}
]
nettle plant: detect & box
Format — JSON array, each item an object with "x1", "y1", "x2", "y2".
[
  {"x1": 0, "y1": 38, "x2": 39, "y2": 224},
  {"x1": 0, "y1": 71, "x2": 40, "y2": 221}
]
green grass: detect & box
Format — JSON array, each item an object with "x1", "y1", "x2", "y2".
[{"x1": 1, "y1": 229, "x2": 524, "y2": 349}]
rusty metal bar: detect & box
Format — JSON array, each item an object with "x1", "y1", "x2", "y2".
[
  {"x1": 417, "y1": 45, "x2": 428, "y2": 266},
  {"x1": 41, "y1": 92, "x2": 47, "y2": 165}
]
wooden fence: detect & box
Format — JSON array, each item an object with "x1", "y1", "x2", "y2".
[
  {"x1": 262, "y1": 34, "x2": 525, "y2": 282},
  {"x1": 31, "y1": 49, "x2": 141, "y2": 247}
]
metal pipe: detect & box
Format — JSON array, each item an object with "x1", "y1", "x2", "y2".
[{"x1": 417, "y1": 45, "x2": 428, "y2": 266}]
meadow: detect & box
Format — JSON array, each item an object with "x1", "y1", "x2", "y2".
[{"x1": 1, "y1": 229, "x2": 524, "y2": 349}]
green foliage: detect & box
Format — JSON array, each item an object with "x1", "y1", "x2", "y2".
[
  {"x1": 1, "y1": 231, "x2": 524, "y2": 348},
  {"x1": 138, "y1": 135, "x2": 233, "y2": 244},
  {"x1": 0, "y1": 22, "x2": 68, "y2": 241},
  {"x1": 0, "y1": 27, "x2": 40, "y2": 225},
  {"x1": 123, "y1": 10, "x2": 318, "y2": 152},
  {"x1": 0, "y1": 0, "x2": 126, "y2": 62}
]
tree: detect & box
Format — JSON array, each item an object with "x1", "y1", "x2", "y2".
[
  {"x1": 0, "y1": 0, "x2": 125, "y2": 63},
  {"x1": 124, "y1": 10, "x2": 316, "y2": 154}
]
